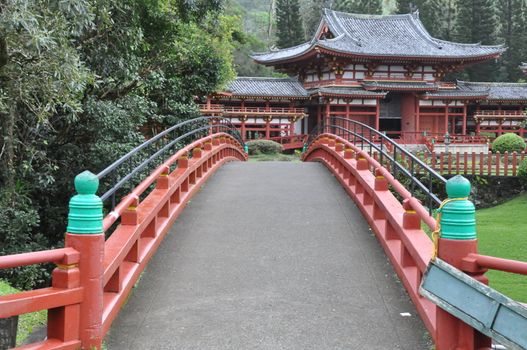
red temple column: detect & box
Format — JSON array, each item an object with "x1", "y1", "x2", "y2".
[
  {"x1": 240, "y1": 118, "x2": 246, "y2": 141},
  {"x1": 444, "y1": 105, "x2": 449, "y2": 134},
  {"x1": 290, "y1": 118, "x2": 295, "y2": 136},
  {"x1": 265, "y1": 117, "x2": 271, "y2": 139},
  {"x1": 325, "y1": 99, "x2": 331, "y2": 131},
  {"x1": 462, "y1": 103, "x2": 467, "y2": 135},
  {"x1": 375, "y1": 99, "x2": 380, "y2": 131},
  {"x1": 415, "y1": 97, "x2": 420, "y2": 134}
]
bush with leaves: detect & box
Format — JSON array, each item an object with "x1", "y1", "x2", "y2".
[
  {"x1": 0, "y1": 0, "x2": 242, "y2": 290},
  {"x1": 491, "y1": 133, "x2": 526, "y2": 153},
  {"x1": 246, "y1": 140, "x2": 283, "y2": 155},
  {"x1": 518, "y1": 159, "x2": 527, "y2": 188}
]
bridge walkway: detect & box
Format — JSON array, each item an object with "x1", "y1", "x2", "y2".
[{"x1": 106, "y1": 162, "x2": 431, "y2": 349}]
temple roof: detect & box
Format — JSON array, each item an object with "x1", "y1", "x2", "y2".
[
  {"x1": 362, "y1": 81, "x2": 438, "y2": 91},
  {"x1": 457, "y1": 81, "x2": 527, "y2": 101},
  {"x1": 252, "y1": 9, "x2": 505, "y2": 64},
  {"x1": 310, "y1": 86, "x2": 387, "y2": 98},
  {"x1": 226, "y1": 77, "x2": 308, "y2": 98}
]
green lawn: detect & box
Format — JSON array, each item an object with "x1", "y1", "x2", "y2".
[
  {"x1": 476, "y1": 193, "x2": 527, "y2": 302},
  {"x1": 248, "y1": 153, "x2": 301, "y2": 162},
  {"x1": 0, "y1": 280, "x2": 47, "y2": 346}
]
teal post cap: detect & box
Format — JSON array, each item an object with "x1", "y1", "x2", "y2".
[
  {"x1": 244, "y1": 144, "x2": 249, "y2": 153},
  {"x1": 440, "y1": 175, "x2": 476, "y2": 240},
  {"x1": 67, "y1": 171, "x2": 103, "y2": 234}
]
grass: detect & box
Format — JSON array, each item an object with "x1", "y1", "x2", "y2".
[
  {"x1": 422, "y1": 194, "x2": 527, "y2": 302},
  {"x1": 248, "y1": 152, "x2": 301, "y2": 162},
  {"x1": 476, "y1": 193, "x2": 527, "y2": 302},
  {"x1": 0, "y1": 279, "x2": 47, "y2": 346}
]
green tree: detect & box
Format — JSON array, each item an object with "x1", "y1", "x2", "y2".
[
  {"x1": 395, "y1": 0, "x2": 446, "y2": 38},
  {"x1": 276, "y1": 0, "x2": 305, "y2": 48},
  {"x1": 300, "y1": 0, "x2": 328, "y2": 39},
  {"x1": 453, "y1": 0, "x2": 499, "y2": 81},
  {"x1": 335, "y1": 0, "x2": 383, "y2": 14},
  {"x1": 498, "y1": 0, "x2": 527, "y2": 81},
  {"x1": 0, "y1": 0, "x2": 240, "y2": 289}
]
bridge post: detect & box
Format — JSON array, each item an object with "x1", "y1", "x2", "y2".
[
  {"x1": 65, "y1": 171, "x2": 104, "y2": 349},
  {"x1": 436, "y1": 175, "x2": 491, "y2": 350}
]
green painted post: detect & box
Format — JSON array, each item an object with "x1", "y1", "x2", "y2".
[
  {"x1": 244, "y1": 144, "x2": 249, "y2": 154},
  {"x1": 67, "y1": 171, "x2": 103, "y2": 234},
  {"x1": 439, "y1": 175, "x2": 476, "y2": 240},
  {"x1": 436, "y1": 174, "x2": 491, "y2": 350},
  {"x1": 65, "y1": 170, "x2": 104, "y2": 349},
  {"x1": 302, "y1": 143, "x2": 307, "y2": 153}
]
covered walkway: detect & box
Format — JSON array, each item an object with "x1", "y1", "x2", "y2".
[{"x1": 107, "y1": 162, "x2": 430, "y2": 349}]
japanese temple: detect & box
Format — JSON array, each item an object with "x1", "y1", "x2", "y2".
[{"x1": 200, "y1": 9, "x2": 527, "y2": 149}]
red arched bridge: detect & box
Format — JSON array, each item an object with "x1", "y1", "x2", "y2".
[{"x1": 1, "y1": 117, "x2": 526, "y2": 350}]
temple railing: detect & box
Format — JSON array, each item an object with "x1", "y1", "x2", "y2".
[
  {"x1": 0, "y1": 117, "x2": 247, "y2": 350},
  {"x1": 303, "y1": 120, "x2": 527, "y2": 348}
]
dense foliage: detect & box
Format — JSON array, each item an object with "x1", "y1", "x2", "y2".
[
  {"x1": 518, "y1": 159, "x2": 527, "y2": 187},
  {"x1": 276, "y1": 0, "x2": 304, "y2": 48},
  {"x1": 491, "y1": 133, "x2": 527, "y2": 154},
  {"x1": 0, "y1": 0, "x2": 241, "y2": 289},
  {"x1": 335, "y1": 0, "x2": 382, "y2": 14},
  {"x1": 246, "y1": 140, "x2": 284, "y2": 155}
]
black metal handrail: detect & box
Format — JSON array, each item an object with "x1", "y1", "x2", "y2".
[
  {"x1": 306, "y1": 117, "x2": 447, "y2": 211},
  {"x1": 97, "y1": 116, "x2": 243, "y2": 208}
]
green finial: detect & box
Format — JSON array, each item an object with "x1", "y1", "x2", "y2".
[
  {"x1": 446, "y1": 175, "x2": 471, "y2": 198},
  {"x1": 67, "y1": 171, "x2": 103, "y2": 234},
  {"x1": 440, "y1": 175, "x2": 476, "y2": 240}
]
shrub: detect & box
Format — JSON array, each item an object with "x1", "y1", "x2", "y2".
[
  {"x1": 491, "y1": 133, "x2": 526, "y2": 153},
  {"x1": 246, "y1": 140, "x2": 283, "y2": 155},
  {"x1": 519, "y1": 159, "x2": 527, "y2": 187}
]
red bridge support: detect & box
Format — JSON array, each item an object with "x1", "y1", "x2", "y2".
[{"x1": 0, "y1": 133, "x2": 246, "y2": 350}]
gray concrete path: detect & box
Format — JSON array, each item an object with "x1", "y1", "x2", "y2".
[{"x1": 107, "y1": 162, "x2": 431, "y2": 350}]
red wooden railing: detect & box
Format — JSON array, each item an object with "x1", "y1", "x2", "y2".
[
  {"x1": 223, "y1": 106, "x2": 306, "y2": 114},
  {"x1": 303, "y1": 134, "x2": 438, "y2": 335},
  {"x1": 421, "y1": 151, "x2": 526, "y2": 176},
  {"x1": 475, "y1": 110, "x2": 526, "y2": 117},
  {"x1": 303, "y1": 134, "x2": 527, "y2": 348},
  {"x1": 269, "y1": 134, "x2": 308, "y2": 149},
  {"x1": 0, "y1": 133, "x2": 246, "y2": 350}
]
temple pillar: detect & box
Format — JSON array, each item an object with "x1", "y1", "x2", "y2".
[
  {"x1": 375, "y1": 99, "x2": 380, "y2": 131},
  {"x1": 462, "y1": 103, "x2": 467, "y2": 135},
  {"x1": 444, "y1": 105, "x2": 449, "y2": 134},
  {"x1": 265, "y1": 117, "x2": 271, "y2": 139},
  {"x1": 240, "y1": 118, "x2": 246, "y2": 141}
]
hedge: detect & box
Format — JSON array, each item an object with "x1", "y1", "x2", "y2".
[
  {"x1": 491, "y1": 133, "x2": 526, "y2": 153},
  {"x1": 246, "y1": 140, "x2": 283, "y2": 155}
]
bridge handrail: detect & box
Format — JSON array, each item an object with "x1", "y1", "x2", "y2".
[
  {"x1": 0, "y1": 248, "x2": 79, "y2": 269},
  {"x1": 97, "y1": 116, "x2": 243, "y2": 208},
  {"x1": 0, "y1": 130, "x2": 247, "y2": 349},
  {"x1": 102, "y1": 132, "x2": 240, "y2": 232},
  {"x1": 308, "y1": 118, "x2": 447, "y2": 210},
  {"x1": 468, "y1": 253, "x2": 527, "y2": 275}
]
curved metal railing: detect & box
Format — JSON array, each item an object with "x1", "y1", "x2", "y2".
[
  {"x1": 306, "y1": 117, "x2": 447, "y2": 211},
  {"x1": 97, "y1": 116, "x2": 243, "y2": 208}
]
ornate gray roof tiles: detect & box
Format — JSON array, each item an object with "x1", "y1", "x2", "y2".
[
  {"x1": 226, "y1": 77, "x2": 308, "y2": 98},
  {"x1": 457, "y1": 81, "x2": 527, "y2": 101},
  {"x1": 252, "y1": 9, "x2": 505, "y2": 63},
  {"x1": 362, "y1": 81, "x2": 438, "y2": 91},
  {"x1": 310, "y1": 86, "x2": 387, "y2": 97}
]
